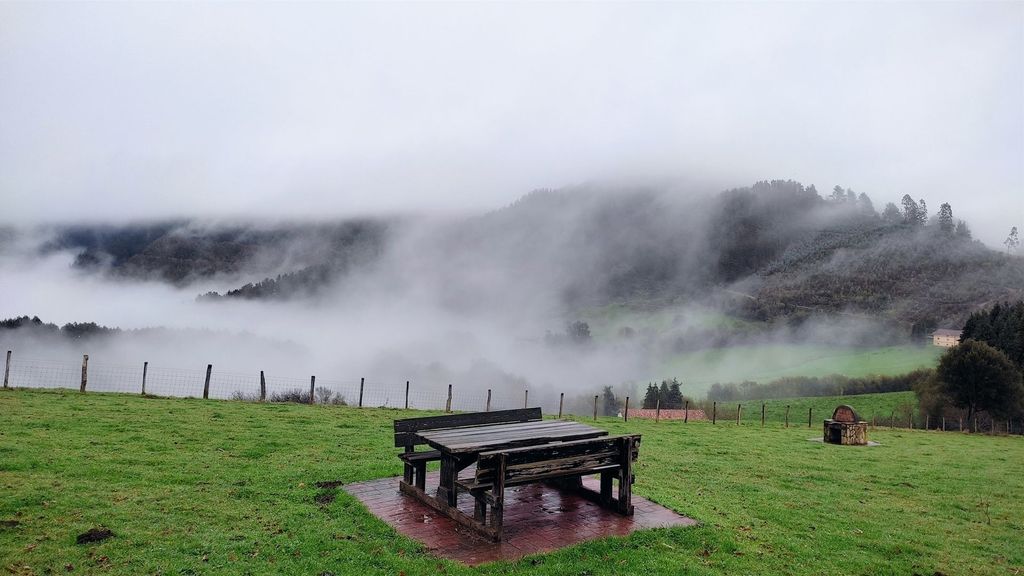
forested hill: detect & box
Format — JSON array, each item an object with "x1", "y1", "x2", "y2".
[{"x1": 10, "y1": 181, "x2": 1023, "y2": 333}]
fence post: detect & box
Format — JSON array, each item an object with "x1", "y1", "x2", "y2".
[
  {"x1": 80, "y1": 354, "x2": 89, "y2": 393},
  {"x1": 3, "y1": 350, "x2": 10, "y2": 388},
  {"x1": 737, "y1": 404, "x2": 742, "y2": 426},
  {"x1": 712, "y1": 401, "x2": 717, "y2": 425},
  {"x1": 524, "y1": 389, "x2": 528, "y2": 408},
  {"x1": 890, "y1": 411, "x2": 895, "y2": 430},
  {"x1": 446, "y1": 384, "x2": 452, "y2": 413},
  {"x1": 926, "y1": 414, "x2": 930, "y2": 431},
  {"x1": 941, "y1": 416, "x2": 945, "y2": 431},
  {"x1": 558, "y1": 393, "x2": 564, "y2": 419},
  {"x1": 203, "y1": 364, "x2": 212, "y2": 399},
  {"x1": 808, "y1": 407, "x2": 812, "y2": 428},
  {"x1": 785, "y1": 405, "x2": 790, "y2": 428},
  {"x1": 593, "y1": 395, "x2": 598, "y2": 420},
  {"x1": 624, "y1": 396, "x2": 629, "y2": 422},
  {"x1": 908, "y1": 413, "x2": 913, "y2": 430},
  {"x1": 405, "y1": 381, "x2": 410, "y2": 409},
  {"x1": 259, "y1": 371, "x2": 266, "y2": 401},
  {"x1": 959, "y1": 415, "x2": 963, "y2": 432},
  {"x1": 358, "y1": 377, "x2": 364, "y2": 408},
  {"x1": 684, "y1": 399, "x2": 689, "y2": 423},
  {"x1": 141, "y1": 361, "x2": 148, "y2": 395},
  {"x1": 309, "y1": 376, "x2": 315, "y2": 405},
  {"x1": 486, "y1": 389, "x2": 492, "y2": 412},
  {"x1": 973, "y1": 414, "x2": 978, "y2": 433},
  {"x1": 761, "y1": 403, "x2": 765, "y2": 427},
  {"x1": 655, "y1": 397, "x2": 661, "y2": 422}
]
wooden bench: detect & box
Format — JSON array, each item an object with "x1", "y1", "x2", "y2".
[
  {"x1": 457, "y1": 434, "x2": 641, "y2": 541},
  {"x1": 393, "y1": 407, "x2": 543, "y2": 490}
]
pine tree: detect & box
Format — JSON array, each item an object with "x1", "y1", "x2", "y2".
[
  {"x1": 938, "y1": 203, "x2": 954, "y2": 233},
  {"x1": 882, "y1": 202, "x2": 902, "y2": 224},
  {"x1": 642, "y1": 383, "x2": 659, "y2": 409},
  {"x1": 1005, "y1": 226, "x2": 1020, "y2": 254},
  {"x1": 955, "y1": 220, "x2": 972, "y2": 239},
  {"x1": 901, "y1": 194, "x2": 919, "y2": 224},
  {"x1": 831, "y1": 186, "x2": 847, "y2": 203},
  {"x1": 917, "y1": 199, "x2": 928, "y2": 225}
]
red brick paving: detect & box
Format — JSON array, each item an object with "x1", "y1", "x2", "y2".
[{"x1": 343, "y1": 471, "x2": 697, "y2": 565}]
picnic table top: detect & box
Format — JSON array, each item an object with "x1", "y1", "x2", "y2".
[{"x1": 415, "y1": 419, "x2": 608, "y2": 455}]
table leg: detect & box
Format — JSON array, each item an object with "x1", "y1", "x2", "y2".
[{"x1": 436, "y1": 455, "x2": 457, "y2": 506}]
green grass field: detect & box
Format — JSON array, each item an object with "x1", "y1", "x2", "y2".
[
  {"x1": 659, "y1": 345, "x2": 942, "y2": 397},
  {"x1": 706, "y1": 391, "x2": 920, "y2": 426},
  {"x1": 2, "y1": 388, "x2": 1021, "y2": 575}
]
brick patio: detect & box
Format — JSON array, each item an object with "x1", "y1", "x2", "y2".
[{"x1": 343, "y1": 471, "x2": 697, "y2": 565}]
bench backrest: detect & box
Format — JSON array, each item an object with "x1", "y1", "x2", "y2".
[
  {"x1": 393, "y1": 407, "x2": 543, "y2": 448},
  {"x1": 475, "y1": 434, "x2": 640, "y2": 485}
]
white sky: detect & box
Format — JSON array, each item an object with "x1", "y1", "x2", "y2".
[{"x1": 1, "y1": 2, "x2": 1021, "y2": 245}]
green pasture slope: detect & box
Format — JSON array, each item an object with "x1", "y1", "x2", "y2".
[
  {"x1": 2, "y1": 389, "x2": 1021, "y2": 575},
  {"x1": 659, "y1": 345, "x2": 942, "y2": 397},
  {"x1": 711, "y1": 391, "x2": 921, "y2": 425}
]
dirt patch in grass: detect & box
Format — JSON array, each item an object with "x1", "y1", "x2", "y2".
[
  {"x1": 315, "y1": 480, "x2": 344, "y2": 489},
  {"x1": 0, "y1": 520, "x2": 19, "y2": 530},
  {"x1": 76, "y1": 527, "x2": 114, "y2": 544}
]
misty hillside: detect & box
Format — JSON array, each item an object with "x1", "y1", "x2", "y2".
[{"x1": 15, "y1": 181, "x2": 1023, "y2": 335}]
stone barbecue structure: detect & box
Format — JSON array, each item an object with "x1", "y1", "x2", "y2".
[{"x1": 823, "y1": 405, "x2": 868, "y2": 445}]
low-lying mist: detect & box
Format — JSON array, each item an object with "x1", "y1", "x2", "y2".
[{"x1": 2, "y1": 181, "x2": 1008, "y2": 408}]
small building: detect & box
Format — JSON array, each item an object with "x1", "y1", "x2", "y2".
[
  {"x1": 624, "y1": 408, "x2": 707, "y2": 421},
  {"x1": 932, "y1": 329, "x2": 962, "y2": 348},
  {"x1": 823, "y1": 405, "x2": 868, "y2": 445}
]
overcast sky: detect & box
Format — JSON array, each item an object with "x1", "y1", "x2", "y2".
[{"x1": 1, "y1": 2, "x2": 1021, "y2": 245}]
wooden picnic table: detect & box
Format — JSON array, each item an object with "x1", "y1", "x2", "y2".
[{"x1": 415, "y1": 419, "x2": 609, "y2": 506}]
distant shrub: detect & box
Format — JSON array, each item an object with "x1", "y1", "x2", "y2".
[
  {"x1": 230, "y1": 390, "x2": 260, "y2": 402},
  {"x1": 315, "y1": 387, "x2": 347, "y2": 405},
  {"x1": 270, "y1": 388, "x2": 311, "y2": 404}
]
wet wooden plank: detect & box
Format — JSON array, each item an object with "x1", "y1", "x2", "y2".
[{"x1": 394, "y1": 407, "x2": 541, "y2": 447}]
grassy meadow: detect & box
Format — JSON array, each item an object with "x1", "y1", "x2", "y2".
[
  {"x1": 659, "y1": 344, "x2": 942, "y2": 396},
  {"x1": 706, "y1": 391, "x2": 921, "y2": 426},
  {"x1": 1, "y1": 388, "x2": 1021, "y2": 575}
]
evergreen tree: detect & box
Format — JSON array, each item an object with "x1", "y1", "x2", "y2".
[
  {"x1": 601, "y1": 385, "x2": 621, "y2": 416},
  {"x1": 845, "y1": 189, "x2": 857, "y2": 204},
  {"x1": 667, "y1": 379, "x2": 685, "y2": 409},
  {"x1": 831, "y1": 186, "x2": 847, "y2": 203},
  {"x1": 901, "y1": 194, "x2": 920, "y2": 224},
  {"x1": 1005, "y1": 226, "x2": 1020, "y2": 254},
  {"x1": 917, "y1": 199, "x2": 928, "y2": 225},
  {"x1": 642, "y1": 383, "x2": 659, "y2": 409},
  {"x1": 955, "y1": 219, "x2": 972, "y2": 239},
  {"x1": 882, "y1": 202, "x2": 902, "y2": 224},
  {"x1": 936, "y1": 340, "x2": 1024, "y2": 421},
  {"x1": 658, "y1": 380, "x2": 671, "y2": 407},
  {"x1": 858, "y1": 192, "x2": 875, "y2": 216},
  {"x1": 938, "y1": 203, "x2": 954, "y2": 233}
]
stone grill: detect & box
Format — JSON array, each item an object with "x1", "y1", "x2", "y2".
[{"x1": 823, "y1": 405, "x2": 868, "y2": 445}]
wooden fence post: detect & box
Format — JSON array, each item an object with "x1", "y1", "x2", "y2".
[
  {"x1": 524, "y1": 389, "x2": 529, "y2": 408},
  {"x1": 908, "y1": 413, "x2": 913, "y2": 430},
  {"x1": 785, "y1": 405, "x2": 790, "y2": 428},
  {"x1": 761, "y1": 403, "x2": 765, "y2": 427},
  {"x1": 737, "y1": 404, "x2": 742, "y2": 426},
  {"x1": 358, "y1": 377, "x2": 365, "y2": 407},
  {"x1": 593, "y1": 395, "x2": 598, "y2": 420},
  {"x1": 3, "y1": 350, "x2": 10, "y2": 388},
  {"x1": 446, "y1": 384, "x2": 452, "y2": 413},
  {"x1": 309, "y1": 376, "x2": 315, "y2": 405},
  {"x1": 958, "y1": 415, "x2": 963, "y2": 431},
  {"x1": 623, "y1": 396, "x2": 629, "y2": 422},
  {"x1": 558, "y1": 393, "x2": 564, "y2": 419},
  {"x1": 405, "y1": 381, "x2": 410, "y2": 409},
  {"x1": 941, "y1": 416, "x2": 945, "y2": 431},
  {"x1": 655, "y1": 397, "x2": 661, "y2": 423},
  {"x1": 260, "y1": 371, "x2": 266, "y2": 401},
  {"x1": 486, "y1": 389, "x2": 492, "y2": 412},
  {"x1": 141, "y1": 361, "x2": 148, "y2": 395},
  {"x1": 80, "y1": 354, "x2": 89, "y2": 393},
  {"x1": 203, "y1": 364, "x2": 212, "y2": 399},
  {"x1": 926, "y1": 414, "x2": 930, "y2": 431},
  {"x1": 808, "y1": 407, "x2": 812, "y2": 428},
  {"x1": 684, "y1": 399, "x2": 689, "y2": 423},
  {"x1": 712, "y1": 401, "x2": 717, "y2": 425},
  {"x1": 890, "y1": 411, "x2": 895, "y2": 430}
]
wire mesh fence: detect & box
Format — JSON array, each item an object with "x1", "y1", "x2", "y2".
[{"x1": 2, "y1": 349, "x2": 1021, "y2": 435}]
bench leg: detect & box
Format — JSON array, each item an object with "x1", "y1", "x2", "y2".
[
  {"x1": 474, "y1": 495, "x2": 487, "y2": 523},
  {"x1": 600, "y1": 470, "x2": 614, "y2": 506},
  {"x1": 414, "y1": 462, "x2": 427, "y2": 491},
  {"x1": 616, "y1": 437, "x2": 635, "y2": 515}
]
